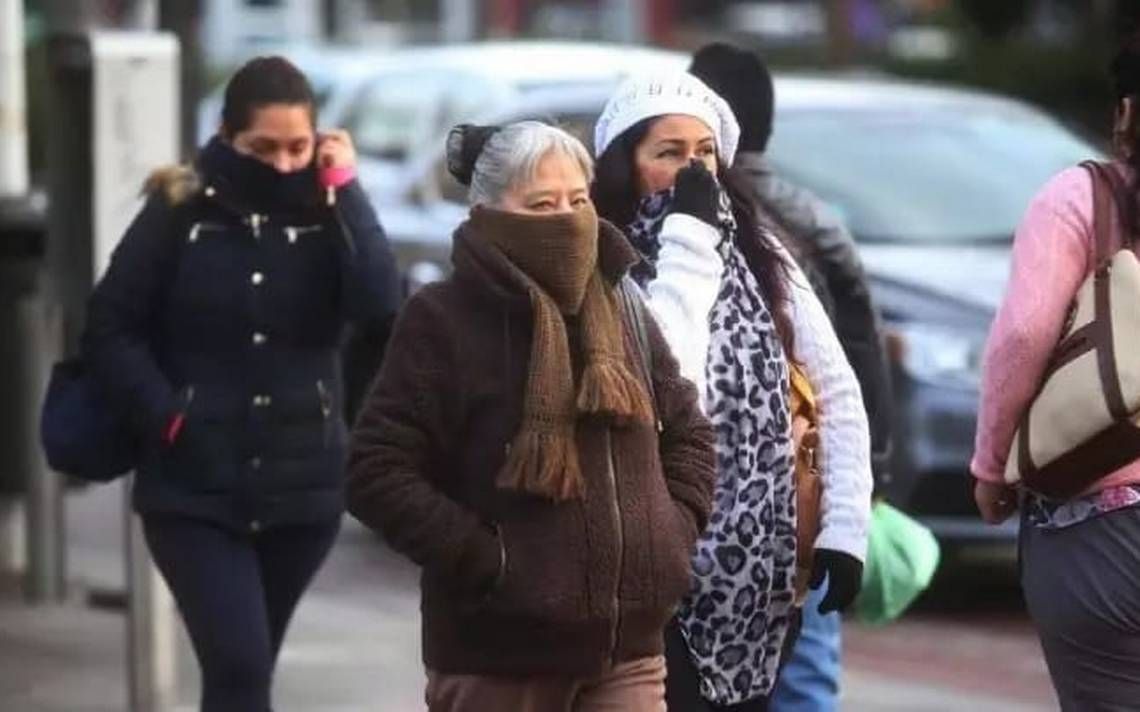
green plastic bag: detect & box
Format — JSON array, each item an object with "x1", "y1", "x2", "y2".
[{"x1": 854, "y1": 501, "x2": 941, "y2": 625}]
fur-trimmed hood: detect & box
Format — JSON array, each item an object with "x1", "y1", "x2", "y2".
[{"x1": 141, "y1": 164, "x2": 201, "y2": 206}]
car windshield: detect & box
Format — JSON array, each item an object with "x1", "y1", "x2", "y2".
[{"x1": 766, "y1": 105, "x2": 1102, "y2": 244}]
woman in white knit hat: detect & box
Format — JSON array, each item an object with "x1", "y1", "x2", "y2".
[{"x1": 591, "y1": 72, "x2": 873, "y2": 711}]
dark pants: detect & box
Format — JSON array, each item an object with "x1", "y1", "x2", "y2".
[
  {"x1": 1021, "y1": 506, "x2": 1140, "y2": 712},
  {"x1": 665, "y1": 613, "x2": 803, "y2": 712},
  {"x1": 143, "y1": 515, "x2": 341, "y2": 712}
]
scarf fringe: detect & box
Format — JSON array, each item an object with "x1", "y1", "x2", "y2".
[
  {"x1": 577, "y1": 359, "x2": 655, "y2": 426},
  {"x1": 495, "y1": 427, "x2": 584, "y2": 501}
]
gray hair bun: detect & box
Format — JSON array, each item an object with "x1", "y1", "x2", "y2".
[{"x1": 446, "y1": 124, "x2": 502, "y2": 186}]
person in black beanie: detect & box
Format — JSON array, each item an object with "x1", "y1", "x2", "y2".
[{"x1": 690, "y1": 42, "x2": 894, "y2": 712}]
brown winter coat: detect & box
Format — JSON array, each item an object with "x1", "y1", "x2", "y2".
[{"x1": 346, "y1": 218, "x2": 716, "y2": 676}]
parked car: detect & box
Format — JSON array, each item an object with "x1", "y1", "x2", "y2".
[
  {"x1": 196, "y1": 45, "x2": 397, "y2": 145},
  {"x1": 763, "y1": 87, "x2": 1101, "y2": 541},
  {"x1": 367, "y1": 43, "x2": 1107, "y2": 542}
]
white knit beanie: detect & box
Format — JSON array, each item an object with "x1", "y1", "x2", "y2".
[{"x1": 594, "y1": 71, "x2": 741, "y2": 166}]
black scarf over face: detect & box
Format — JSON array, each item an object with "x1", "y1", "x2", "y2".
[{"x1": 197, "y1": 135, "x2": 320, "y2": 211}]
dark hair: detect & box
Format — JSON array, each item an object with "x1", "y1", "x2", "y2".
[
  {"x1": 220, "y1": 56, "x2": 316, "y2": 138},
  {"x1": 591, "y1": 117, "x2": 796, "y2": 356},
  {"x1": 1112, "y1": 32, "x2": 1140, "y2": 236},
  {"x1": 689, "y1": 43, "x2": 774, "y2": 154},
  {"x1": 446, "y1": 124, "x2": 502, "y2": 186}
]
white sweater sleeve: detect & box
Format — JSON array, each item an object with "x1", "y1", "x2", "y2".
[
  {"x1": 638, "y1": 213, "x2": 724, "y2": 397},
  {"x1": 782, "y1": 249, "x2": 873, "y2": 562}
]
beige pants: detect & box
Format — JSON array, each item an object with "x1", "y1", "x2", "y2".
[{"x1": 426, "y1": 655, "x2": 667, "y2": 712}]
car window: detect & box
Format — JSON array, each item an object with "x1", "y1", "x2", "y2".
[
  {"x1": 344, "y1": 72, "x2": 455, "y2": 162},
  {"x1": 767, "y1": 107, "x2": 1101, "y2": 243},
  {"x1": 428, "y1": 112, "x2": 599, "y2": 206}
]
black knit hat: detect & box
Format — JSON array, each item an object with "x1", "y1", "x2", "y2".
[{"x1": 689, "y1": 43, "x2": 774, "y2": 153}]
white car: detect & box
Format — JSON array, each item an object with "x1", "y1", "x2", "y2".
[
  {"x1": 196, "y1": 44, "x2": 397, "y2": 144},
  {"x1": 201, "y1": 42, "x2": 686, "y2": 207}
]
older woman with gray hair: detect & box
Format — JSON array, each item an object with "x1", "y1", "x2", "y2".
[{"x1": 346, "y1": 121, "x2": 716, "y2": 712}]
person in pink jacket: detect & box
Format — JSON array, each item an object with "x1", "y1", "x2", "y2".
[{"x1": 972, "y1": 32, "x2": 1140, "y2": 710}]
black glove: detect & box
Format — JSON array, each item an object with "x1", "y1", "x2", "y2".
[
  {"x1": 810, "y1": 548, "x2": 864, "y2": 614},
  {"x1": 670, "y1": 159, "x2": 720, "y2": 227}
]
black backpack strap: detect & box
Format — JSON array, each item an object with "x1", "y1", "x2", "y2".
[{"x1": 618, "y1": 278, "x2": 660, "y2": 427}]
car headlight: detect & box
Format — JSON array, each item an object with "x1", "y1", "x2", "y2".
[{"x1": 885, "y1": 322, "x2": 984, "y2": 391}]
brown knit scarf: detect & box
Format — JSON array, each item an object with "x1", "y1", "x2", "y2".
[{"x1": 464, "y1": 204, "x2": 654, "y2": 501}]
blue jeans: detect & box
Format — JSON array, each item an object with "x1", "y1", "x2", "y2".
[{"x1": 771, "y1": 585, "x2": 841, "y2": 712}]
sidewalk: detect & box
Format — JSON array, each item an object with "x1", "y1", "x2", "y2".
[
  {"x1": 0, "y1": 587, "x2": 1052, "y2": 712},
  {"x1": 0, "y1": 486, "x2": 1052, "y2": 711},
  {"x1": 0, "y1": 539, "x2": 426, "y2": 712}
]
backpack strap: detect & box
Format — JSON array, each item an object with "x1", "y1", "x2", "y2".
[
  {"x1": 1081, "y1": 161, "x2": 1117, "y2": 270},
  {"x1": 1080, "y1": 161, "x2": 1129, "y2": 420},
  {"x1": 618, "y1": 278, "x2": 660, "y2": 429}
]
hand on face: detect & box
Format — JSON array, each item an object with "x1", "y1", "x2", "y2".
[
  {"x1": 670, "y1": 159, "x2": 721, "y2": 226},
  {"x1": 317, "y1": 129, "x2": 357, "y2": 170}
]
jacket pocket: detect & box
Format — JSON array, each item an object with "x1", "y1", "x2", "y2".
[
  {"x1": 164, "y1": 387, "x2": 238, "y2": 492},
  {"x1": 480, "y1": 506, "x2": 590, "y2": 625},
  {"x1": 265, "y1": 381, "x2": 338, "y2": 461}
]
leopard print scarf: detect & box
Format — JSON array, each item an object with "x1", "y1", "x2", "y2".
[{"x1": 628, "y1": 188, "x2": 797, "y2": 705}]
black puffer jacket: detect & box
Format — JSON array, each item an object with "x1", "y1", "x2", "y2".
[
  {"x1": 83, "y1": 137, "x2": 401, "y2": 532},
  {"x1": 736, "y1": 152, "x2": 894, "y2": 492}
]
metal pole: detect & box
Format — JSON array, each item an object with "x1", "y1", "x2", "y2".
[
  {"x1": 603, "y1": 0, "x2": 646, "y2": 44},
  {"x1": 4, "y1": 0, "x2": 60, "y2": 598},
  {"x1": 20, "y1": 294, "x2": 65, "y2": 602},
  {"x1": 159, "y1": 0, "x2": 203, "y2": 159},
  {"x1": 441, "y1": 0, "x2": 478, "y2": 42},
  {"x1": 41, "y1": 1, "x2": 180, "y2": 704},
  {"x1": 125, "y1": 480, "x2": 177, "y2": 712},
  {"x1": 0, "y1": 0, "x2": 29, "y2": 197},
  {"x1": 90, "y1": 27, "x2": 180, "y2": 711}
]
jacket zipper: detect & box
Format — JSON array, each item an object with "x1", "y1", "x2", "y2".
[
  {"x1": 330, "y1": 201, "x2": 357, "y2": 257},
  {"x1": 187, "y1": 222, "x2": 225, "y2": 243},
  {"x1": 316, "y1": 380, "x2": 332, "y2": 419},
  {"x1": 317, "y1": 380, "x2": 333, "y2": 448},
  {"x1": 247, "y1": 213, "x2": 267, "y2": 239},
  {"x1": 285, "y1": 224, "x2": 323, "y2": 244},
  {"x1": 604, "y1": 430, "x2": 624, "y2": 665}
]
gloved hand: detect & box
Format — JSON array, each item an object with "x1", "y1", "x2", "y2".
[
  {"x1": 810, "y1": 548, "x2": 864, "y2": 614},
  {"x1": 670, "y1": 159, "x2": 720, "y2": 227}
]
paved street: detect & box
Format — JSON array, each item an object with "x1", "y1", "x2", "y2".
[{"x1": 0, "y1": 484, "x2": 1056, "y2": 711}]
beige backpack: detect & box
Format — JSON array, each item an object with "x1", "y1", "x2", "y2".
[{"x1": 1005, "y1": 161, "x2": 1140, "y2": 499}]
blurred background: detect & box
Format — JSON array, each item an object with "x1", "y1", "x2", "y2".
[{"x1": 3, "y1": 1, "x2": 1138, "y2": 710}]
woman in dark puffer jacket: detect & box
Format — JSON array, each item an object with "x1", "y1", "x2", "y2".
[{"x1": 83, "y1": 56, "x2": 400, "y2": 711}]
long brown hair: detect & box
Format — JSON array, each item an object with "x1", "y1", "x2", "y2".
[{"x1": 591, "y1": 117, "x2": 796, "y2": 357}]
